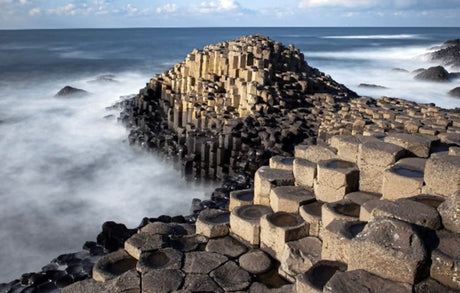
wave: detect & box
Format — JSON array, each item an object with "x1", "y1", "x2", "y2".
[{"x1": 322, "y1": 34, "x2": 424, "y2": 40}]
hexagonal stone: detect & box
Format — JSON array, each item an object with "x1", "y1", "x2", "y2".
[
  {"x1": 437, "y1": 191, "x2": 460, "y2": 233},
  {"x1": 370, "y1": 199, "x2": 441, "y2": 230},
  {"x1": 183, "y1": 251, "x2": 228, "y2": 274},
  {"x1": 424, "y1": 153, "x2": 460, "y2": 197},
  {"x1": 315, "y1": 159, "x2": 359, "y2": 202},
  {"x1": 142, "y1": 269, "x2": 184, "y2": 293},
  {"x1": 329, "y1": 135, "x2": 361, "y2": 163},
  {"x1": 63, "y1": 269, "x2": 140, "y2": 293},
  {"x1": 349, "y1": 218, "x2": 428, "y2": 285},
  {"x1": 295, "y1": 260, "x2": 347, "y2": 293},
  {"x1": 229, "y1": 189, "x2": 254, "y2": 212},
  {"x1": 324, "y1": 269, "x2": 412, "y2": 293},
  {"x1": 344, "y1": 191, "x2": 381, "y2": 206},
  {"x1": 299, "y1": 201, "x2": 323, "y2": 237},
  {"x1": 182, "y1": 274, "x2": 223, "y2": 293},
  {"x1": 381, "y1": 158, "x2": 426, "y2": 201},
  {"x1": 254, "y1": 166, "x2": 295, "y2": 206},
  {"x1": 295, "y1": 144, "x2": 337, "y2": 163},
  {"x1": 293, "y1": 158, "x2": 317, "y2": 188},
  {"x1": 124, "y1": 233, "x2": 167, "y2": 259},
  {"x1": 239, "y1": 249, "x2": 273, "y2": 275},
  {"x1": 321, "y1": 220, "x2": 365, "y2": 264},
  {"x1": 269, "y1": 156, "x2": 294, "y2": 171},
  {"x1": 137, "y1": 248, "x2": 183, "y2": 274},
  {"x1": 384, "y1": 133, "x2": 438, "y2": 158},
  {"x1": 92, "y1": 249, "x2": 137, "y2": 282},
  {"x1": 409, "y1": 194, "x2": 445, "y2": 209},
  {"x1": 196, "y1": 208, "x2": 230, "y2": 238},
  {"x1": 322, "y1": 199, "x2": 361, "y2": 228},
  {"x1": 358, "y1": 141, "x2": 406, "y2": 193},
  {"x1": 210, "y1": 261, "x2": 251, "y2": 291},
  {"x1": 269, "y1": 186, "x2": 316, "y2": 213},
  {"x1": 430, "y1": 230, "x2": 460, "y2": 290},
  {"x1": 230, "y1": 204, "x2": 273, "y2": 245},
  {"x1": 260, "y1": 212, "x2": 308, "y2": 259},
  {"x1": 249, "y1": 282, "x2": 295, "y2": 293},
  {"x1": 280, "y1": 236, "x2": 322, "y2": 279},
  {"x1": 205, "y1": 235, "x2": 248, "y2": 258}
]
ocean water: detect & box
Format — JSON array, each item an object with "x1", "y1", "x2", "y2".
[{"x1": 0, "y1": 27, "x2": 459, "y2": 282}]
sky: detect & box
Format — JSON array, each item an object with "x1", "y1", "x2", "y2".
[{"x1": 0, "y1": 0, "x2": 459, "y2": 29}]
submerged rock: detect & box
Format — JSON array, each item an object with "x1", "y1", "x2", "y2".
[
  {"x1": 358, "y1": 83, "x2": 388, "y2": 89},
  {"x1": 430, "y1": 39, "x2": 460, "y2": 68},
  {"x1": 55, "y1": 86, "x2": 88, "y2": 97},
  {"x1": 449, "y1": 87, "x2": 460, "y2": 98},
  {"x1": 88, "y1": 74, "x2": 118, "y2": 84},
  {"x1": 414, "y1": 66, "x2": 451, "y2": 82}
]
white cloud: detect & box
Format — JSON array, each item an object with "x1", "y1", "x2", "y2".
[
  {"x1": 298, "y1": 0, "x2": 422, "y2": 9},
  {"x1": 29, "y1": 7, "x2": 40, "y2": 16},
  {"x1": 47, "y1": 4, "x2": 77, "y2": 16},
  {"x1": 123, "y1": 4, "x2": 150, "y2": 16},
  {"x1": 156, "y1": 3, "x2": 177, "y2": 14},
  {"x1": 196, "y1": 0, "x2": 241, "y2": 14},
  {"x1": 19, "y1": 0, "x2": 27, "y2": 5}
]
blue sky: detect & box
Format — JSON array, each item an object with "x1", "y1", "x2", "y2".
[{"x1": 0, "y1": 0, "x2": 459, "y2": 29}]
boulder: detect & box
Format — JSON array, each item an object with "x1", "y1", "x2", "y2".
[
  {"x1": 324, "y1": 269, "x2": 412, "y2": 293},
  {"x1": 414, "y1": 66, "x2": 451, "y2": 82},
  {"x1": 280, "y1": 236, "x2": 322, "y2": 278},
  {"x1": 55, "y1": 86, "x2": 88, "y2": 97},
  {"x1": 349, "y1": 218, "x2": 428, "y2": 284},
  {"x1": 437, "y1": 191, "x2": 460, "y2": 233},
  {"x1": 430, "y1": 39, "x2": 460, "y2": 67},
  {"x1": 448, "y1": 87, "x2": 460, "y2": 98}
]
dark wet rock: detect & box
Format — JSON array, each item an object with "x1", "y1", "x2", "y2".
[
  {"x1": 414, "y1": 66, "x2": 451, "y2": 82},
  {"x1": 448, "y1": 87, "x2": 460, "y2": 98},
  {"x1": 55, "y1": 86, "x2": 88, "y2": 97},
  {"x1": 412, "y1": 68, "x2": 426, "y2": 75},
  {"x1": 431, "y1": 39, "x2": 460, "y2": 67},
  {"x1": 359, "y1": 83, "x2": 388, "y2": 89},
  {"x1": 210, "y1": 261, "x2": 251, "y2": 291},
  {"x1": 55, "y1": 275, "x2": 74, "y2": 288},
  {"x1": 88, "y1": 74, "x2": 118, "y2": 84},
  {"x1": 96, "y1": 221, "x2": 136, "y2": 252},
  {"x1": 392, "y1": 68, "x2": 409, "y2": 73}
]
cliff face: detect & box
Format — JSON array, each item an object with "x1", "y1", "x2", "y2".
[{"x1": 119, "y1": 35, "x2": 356, "y2": 179}]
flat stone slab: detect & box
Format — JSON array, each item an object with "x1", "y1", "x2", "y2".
[
  {"x1": 92, "y1": 249, "x2": 137, "y2": 282},
  {"x1": 370, "y1": 199, "x2": 441, "y2": 230},
  {"x1": 124, "y1": 233, "x2": 167, "y2": 259},
  {"x1": 295, "y1": 144, "x2": 337, "y2": 163},
  {"x1": 345, "y1": 191, "x2": 381, "y2": 206},
  {"x1": 239, "y1": 249, "x2": 273, "y2": 275},
  {"x1": 169, "y1": 234, "x2": 208, "y2": 252},
  {"x1": 210, "y1": 260, "x2": 251, "y2": 291},
  {"x1": 63, "y1": 269, "x2": 140, "y2": 293},
  {"x1": 249, "y1": 282, "x2": 295, "y2": 293},
  {"x1": 384, "y1": 133, "x2": 437, "y2": 158},
  {"x1": 182, "y1": 273, "x2": 223, "y2": 293},
  {"x1": 349, "y1": 218, "x2": 428, "y2": 285},
  {"x1": 205, "y1": 235, "x2": 248, "y2": 258},
  {"x1": 140, "y1": 222, "x2": 195, "y2": 236},
  {"x1": 183, "y1": 251, "x2": 228, "y2": 274},
  {"x1": 270, "y1": 185, "x2": 316, "y2": 213},
  {"x1": 437, "y1": 192, "x2": 460, "y2": 233},
  {"x1": 430, "y1": 230, "x2": 460, "y2": 290},
  {"x1": 415, "y1": 278, "x2": 460, "y2": 293},
  {"x1": 137, "y1": 248, "x2": 183, "y2": 273},
  {"x1": 324, "y1": 269, "x2": 412, "y2": 293},
  {"x1": 359, "y1": 141, "x2": 406, "y2": 167},
  {"x1": 142, "y1": 269, "x2": 184, "y2": 293}
]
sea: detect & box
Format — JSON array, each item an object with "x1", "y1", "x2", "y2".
[{"x1": 0, "y1": 27, "x2": 459, "y2": 282}]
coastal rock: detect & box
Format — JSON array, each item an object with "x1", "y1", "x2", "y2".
[
  {"x1": 358, "y1": 83, "x2": 388, "y2": 89},
  {"x1": 182, "y1": 251, "x2": 227, "y2": 274},
  {"x1": 205, "y1": 235, "x2": 248, "y2": 258},
  {"x1": 142, "y1": 269, "x2": 184, "y2": 293},
  {"x1": 414, "y1": 66, "x2": 451, "y2": 82},
  {"x1": 430, "y1": 230, "x2": 460, "y2": 290},
  {"x1": 430, "y1": 39, "x2": 460, "y2": 67},
  {"x1": 210, "y1": 260, "x2": 251, "y2": 291},
  {"x1": 449, "y1": 87, "x2": 460, "y2": 98},
  {"x1": 437, "y1": 192, "x2": 460, "y2": 233},
  {"x1": 239, "y1": 249, "x2": 273, "y2": 274},
  {"x1": 55, "y1": 86, "x2": 88, "y2": 97}
]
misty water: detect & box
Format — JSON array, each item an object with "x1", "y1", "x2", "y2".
[{"x1": 0, "y1": 27, "x2": 459, "y2": 282}]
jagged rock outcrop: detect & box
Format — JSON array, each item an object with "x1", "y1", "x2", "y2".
[
  {"x1": 431, "y1": 39, "x2": 460, "y2": 68},
  {"x1": 119, "y1": 35, "x2": 356, "y2": 180},
  {"x1": 55, "y1": 85, "x2": 88, "y2": 97}
]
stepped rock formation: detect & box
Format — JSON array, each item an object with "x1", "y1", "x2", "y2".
[{"x1": 119, "y1": 35, "x2": 356, "y2": 179}]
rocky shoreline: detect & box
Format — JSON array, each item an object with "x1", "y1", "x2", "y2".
[{"x1": 2, "y1": 35, "x2": 460, "y2": 293}]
